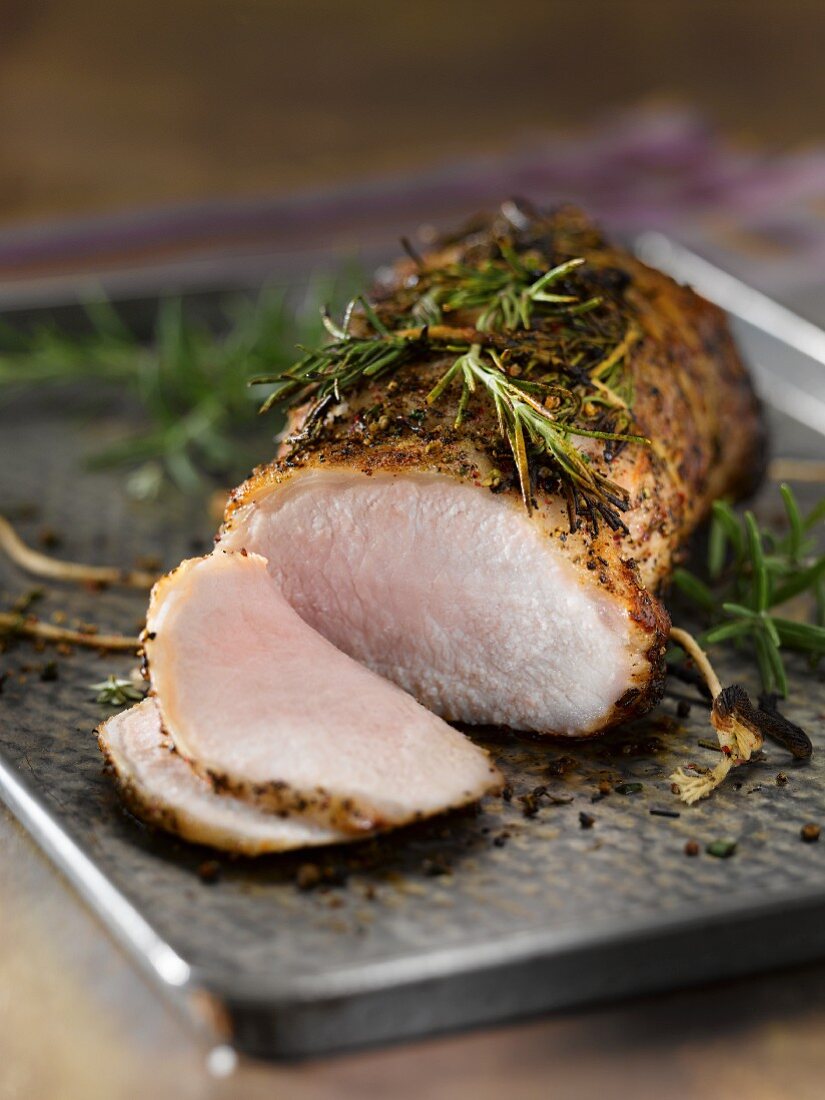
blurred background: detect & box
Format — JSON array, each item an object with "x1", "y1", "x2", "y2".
[
  {"x1": 2, "y1": 0, "x2": 824, "y2": 224},
  {"x1": 1, "y1": 0, "x2": 825, "y2": 315},
  {"x1": 1, "y1": 0, "x2": 824, "y2": 317}
]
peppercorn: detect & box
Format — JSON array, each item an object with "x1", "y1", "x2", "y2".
[{"x1": 196, "y1": 860, "x2": 221, "y2": 884}]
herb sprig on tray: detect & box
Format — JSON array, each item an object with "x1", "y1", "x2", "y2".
[
  {"x1": 253, "y1": 237, "x2": 647, "y2": 523},
  {"x1": 672, "y1": 484, "x2": 825, "y2": 696},
  {"x1": 0, "y1": 278, "x2": 354, "y2": 497}
]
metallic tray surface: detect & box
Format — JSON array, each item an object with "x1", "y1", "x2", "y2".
[{"x1": 1, "y1": 322, "x2": 825, "y2": 1057}]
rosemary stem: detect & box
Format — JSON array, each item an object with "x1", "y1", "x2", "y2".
[
  {"x1": 0, "y1": 613, "x2": 139, "y2": 652},
  {"x1": 670, "y1": 626, "x2": 722, "y2": 698},
  {"x1": 0, "y1": 515, "x2": 157, "y2": 590}
]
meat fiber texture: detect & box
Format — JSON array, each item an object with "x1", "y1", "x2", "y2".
[{"x1": 220, "y1": 207, "x2": 762, "y2": 738}]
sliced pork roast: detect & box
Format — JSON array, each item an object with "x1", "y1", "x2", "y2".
[
  {"x1": 220, "y1": 206, "x2": 762, "y2": 737},
  {"x1": 98, "y1": 699, "x2": 347, "y2": 854},
  {"x1": 143, "y1": 551, "x2": 502, "y2": 833},
  {"x1": 99, "y1": 204, "x2": 762, "y2": 851}
]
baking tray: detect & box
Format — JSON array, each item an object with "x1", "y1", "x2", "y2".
[{"x1": 1, "y1": 257, "x2": 825, "y2": 1060}]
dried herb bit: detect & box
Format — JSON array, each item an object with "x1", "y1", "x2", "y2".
[
  {"x1": 757, "y1": 693, "x2": 813, "y2": 760},
  {"x1": 295, "y1": 862, "x2": 323, "y2": 890},
  {"x1": 546, "y1": 755, "x2": 578, "y2": 778},
  {"x1": 196, "y1": 859, "x2": 221, "y2": 884},
  {"x1": 518, "y1": 785, "x2": 572, "y2": 816},
  {"x1": 11, "y1": 587, "x2": 45, "y2": 614},
  {"x1": 672, "y1": 485, "x2": 825, "y2": 697},
  {"x1": 669, "y1": 629, "x2": 764, "y2": 805},
  {"x1": 518, "y1": 790, "x2": 543, "y2": 818},
  {"x1": 801, "y1": 823, "x2": 821, "y2": 843},
  {"x1": 706, "y1": 838, "x2": 737, "y2": 859},
  {"x1": 615, "y1": 782, "x2": 643, "y2": 795},
  {"x1": 39, "y1": 660, "x2": 58, "y2": 682},
  {"x1": 649, "y1": 807, "x2": 681, "y2": 819},
  {"x1": 38, "y1": 527, "x2": 62, "y2": 549},
  {"x1": 579, "y1": 812, "x2": 596, "y2": 829},
  {"x1": 90, "y1": 675, "x2": 146, "y2": 707},
  {"x1": 684, "y1": 839, "x2": 700, "y2": 857}
]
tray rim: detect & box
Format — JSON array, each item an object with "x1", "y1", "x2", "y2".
[{"x1": 4, "y1": 739, "x2": 825, "y2": 1011}]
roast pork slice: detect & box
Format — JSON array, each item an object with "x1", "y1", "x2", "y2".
[
  {"x1": 98, "y1": 698, "x2": 347, "y2": 854},
  {"x1": 143, "y1": 550, "x2": 502, "y2": 833}
]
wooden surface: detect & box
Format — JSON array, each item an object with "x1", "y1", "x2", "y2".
[
  {"x1": 2, "y1": 2, "x2": 825, "y2": 1097},
  {"x1": 0, "y1": 0, "x2": 824, "y2": 226}
]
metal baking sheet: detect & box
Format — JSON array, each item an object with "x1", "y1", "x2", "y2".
[{"x1": 1, "y1": 281, "x2": 825, "y2": 1059}]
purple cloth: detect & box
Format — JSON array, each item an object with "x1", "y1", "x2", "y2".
[{"x1": 1, "y1": 106, "x2": 824, "y2": 301}]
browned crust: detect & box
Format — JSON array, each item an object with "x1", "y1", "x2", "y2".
[
  {"x1": 138, "y1": 673, "x2": 503, "y2": 836},
  {"x1": 197, "y1": 756, "x2": 503, "y2": 834},
  {"x1": 97, "y1": 719, "x2": 348, "y2": 856},
  {"x1": 99, "y1": 715, "x2": 501, "y2": 843},
  {"x1": 97, "y1": 722, "x2": 223, "y2": 850}
]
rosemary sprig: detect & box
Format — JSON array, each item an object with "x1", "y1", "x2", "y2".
[
  {"x1": 672, "y1": 484, "x2": 825, "y2": 696},
  {"x1": 0, "y1": 276, "x2": 355, "y2": 496},
  {"x1": 253, "y1": 245, "x2": 645, "y2": 524},
  {"x1": 426, "y1": 344, "x2": 643, "y2": 518},
  {"x1": 412, "y1": 251, "x2": 601, "y2": 332}
]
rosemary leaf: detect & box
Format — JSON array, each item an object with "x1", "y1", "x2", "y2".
[
  {"x1": 702, "y1": 619, "x2": 753, "y2": 645},
  {"x1": 672, "y1": 568, "x2": 716, "y2": 612},
  {"x1": 745, "y1": 511, "x2": 770, "y2": 611},
  {"x1": 772, "y1": 555, "x2": 825, "y2": 605},
  {"x1": 780, "y1": 482, "x2": 805, "y2": 561}
]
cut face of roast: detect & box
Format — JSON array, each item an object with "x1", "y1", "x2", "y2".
[
  {"x1": 220, "y1": 470, "x2": 658, "y2": 736},
  {"x1": 98, "y1": 699, "x2": 347, "y2": 855},
  {"x1": 144, "y1": 550, "x2": 502, "y2": 833}
]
